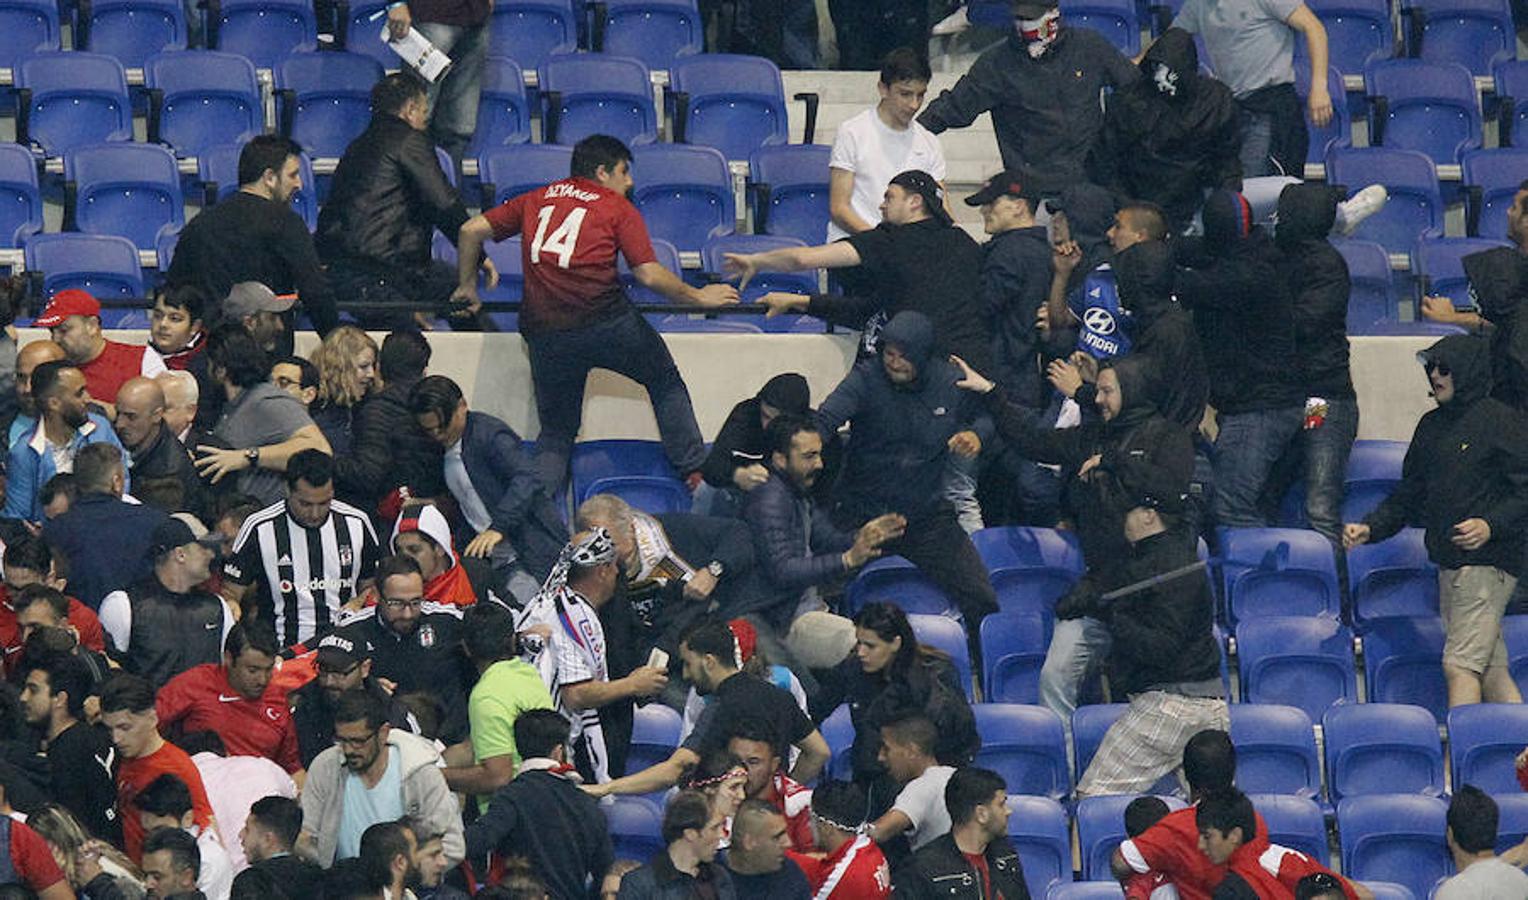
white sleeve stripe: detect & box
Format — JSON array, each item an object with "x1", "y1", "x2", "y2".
[{"x1": 1120, "y1": 838, "x2": 1151, "y2": 874}]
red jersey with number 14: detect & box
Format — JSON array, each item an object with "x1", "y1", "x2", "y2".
[{"x1": 482, "y1": 176, "x2": 658, "y2": 335}]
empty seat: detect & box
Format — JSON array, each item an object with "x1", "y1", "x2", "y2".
[
  {"x1": 0, "y1": 144, "x2": 42, "y2": 248},
  {"x1": 629, "y1": 144, "x2": 734, "y2": 253},
  {"x1": 78, "y1": 0, "x2": 186, "y2": 67},
  {"x1": 209, "y1": 0, "x2": 317, "y2": 69},
  {"x1": 1362, "y1": 616, "x2": 1448, "y2": 722},
  {"x1": 479, "y1": 144, "x2": 574, "y2": 208},
  {"x1": 1448, "y1": 703, "x2": 1528, "y2": 795},
  {"x1": 1075, "y1": 794, "x2": 1187, "y2": 880},
  {"x1": 974, "y1": 526, "x2": 1085, "y2": 616},
  {"x1": 1343, "y1": 438, "x2": 1410, "y2": 522},
  {"x1": 569, "y1": 439, "x2": 680, "y2": 506},
  {"x1": 1497, "y1": 60, "x2": 1528, "y2": 147},
  {"x1": 467, "y1": 56, "x2": 532, "y2": 159},
  {"x1": 846, "y1": 558, "x2": 953, "y2": 616},
  {"x1": 541, "y1": 53, "x2": 658, "y2": 147},
  {"x1": 1006, "y1": 796, "x2": 1071, "y2": 897},
  {"x1": 1360, "y1": 885, "x2": 1419, "y2": 900},
  {"x1": 908, "y1": 614, "x2": 973, "y2": 700},
  {"x1": 489, "y1": 0, "x2": 576, "y2": 69},
  {"x1": 156, "y1": 228, "x2": 178, "y2": 270},
  {"x1": 749, "y1": 143, "x2": 831, "y2": 245},
  {"x1": 1061, "y1": 0, "x2": 1140, "y2": 55},
  {"x1": 337, "y1": 0, "x2": 395, "y2": 67},
  {"x1": 1338, "y1": 795, "x2": 1452, "y2": 899},
  {"x1": 1366, "y1": 59, "x2": 1482, "y2": 165},
  {"x1": 1404, "y1": 0, "x2": 1515, "y2": 77},
  {"x1": 1463, "y1": 149, "x2": 1528, "y2": 240},
  {"x1": 700, "y1": 235, "x2": 815, "y2": 303},
  {"x1": 1494, "y1": 794, "x2": 1528, "y2": 856},
  {"x1": 15, "y1": 52, "x2": 132, "y2": 159},
  {"x1": 24, "y1": 232, "x2": 144, "y2": 304},
  {"x1": 67, "y1": 142, "x2": 183, "y2": 250},
  {"x1": 1301, "y1": 0, "x2": 1393, "y2": 74},
  {"x1": 1218, "y1": 527, "x2": 1341, "y2": 625},
  {"x1": 1228, "y1": 705, "x2": 1322, "y2": 802},
  {"x1": 1347, "y1": 528, "x2": 1438, "y2": 627},
  {"x1": 1326, "y1": 148, "x2": 1443, "y2": 256},
  {"x1": 1336, "y1": 238, "x2": 1400, "y2": 330},
  {"x1": 819, "y1": 703, "x2": 855, "y2": 781},
  {"x1": 619, "y1": 237, "x2": 681, "y2": 305},
  {"x1": 1237, "y1": 616, "x2": 1358, "y2": 722},
  {"x1": 1295, "y1": 63, "x2": 1352, "y2": 167},
  {"x1": 1323, "y1": 703, "x2": 1444, "y2": 803},
  {"x1": 604, "y1": 796, "x2": 665, "y2": 862},
  {"x1": 145, "y1": 51, "x2": 262, "y2": 160},
  {"x1": 276, "y1": 51, "x2": 383, "y2": 161},
  {"x1": 1252, "y1": 794, "x2": 1330, "y2": 865},
  {"x1": 628, "y1": 702, "x2": 681, "y2": 773},
  {"x1": 669, "y1": 54, "x2": 791, "y2": 162},
  {"x1": 973, "y1": 704, "x2": 1069, "y2": 803},
  {"x1": 0, "y1": 0, "x2": 57, "y2": 69},
  {"x1": 980, "y1": 611, "x2": 1051, "y2": 704},
  {"x1": 598, "y1": 0, "x2": 701, "y2": 71},
  {"x1": 1506, "y1": 615, "x2": 1528, "y2": 697}
]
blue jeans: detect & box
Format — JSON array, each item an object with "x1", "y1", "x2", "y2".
[
  {"x1": 1299, "y1": 396, "x2": 1359, "y2": 543},
  {"x1": 1212, "y1": 405, "x2": 1305, "y2": 528},
  {"x1": 944, "y1": 451, "x2": 984, "y2": 535},
  {"x1": 1238, "y1": 107, "x2": 1276, "y2": 177},
  {"x1": 415, "y1": 20, "x2": 489, "y2": 166},
  {"x1": 1039, "y1": 615, "x2": 1113, "y2": 760}
]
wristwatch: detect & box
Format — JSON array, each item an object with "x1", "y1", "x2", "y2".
[
  {"x1": 706, "y1": 560, "x2": 725, "y2": 578},
  {"x1": 245, "y1": 447, "x2": 260, "y2": 466}
]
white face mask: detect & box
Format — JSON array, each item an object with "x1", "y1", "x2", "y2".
[{"x1": 1016, "y1": 8, "x2": 1060, "y2": 58}]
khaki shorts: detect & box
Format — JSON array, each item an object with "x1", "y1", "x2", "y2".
[{"x1": 1440, "y1": 566, "x2": 1516, "y2": 675}]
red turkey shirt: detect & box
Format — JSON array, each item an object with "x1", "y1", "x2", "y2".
[
  {"x1": 117, "y1": 740, "x2": 213, "y2": 861},
  {"x1": 789, "y1": 835, "x2": 892, "y2": 899},
  {"x1": 154, "y1": 663, "x2": 302, "y2": 773},
  {"x1": 1119, "y1": 806, "x2": 1271, "y2": 900}
]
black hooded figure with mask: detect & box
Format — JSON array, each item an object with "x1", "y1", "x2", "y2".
[
  {"x1": 1091, "y1": 28, "x2": 1242, "y2": 231},
  {"x1": 1043, "y1": 183, "x2": 1120, "y2": 359},
  {"x1": 816, "y1": 311, "x2": 999, "y2": 634},
  {"x1": 1348, "y1": 334, "x2": 1528, "y2": 709},
  {"x1": 1463, "y1": 247, "x2": 1528, "y2": 409}
]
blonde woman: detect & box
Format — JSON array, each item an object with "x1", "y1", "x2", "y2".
[
  {"x1": 27, "y1": 804, "x2": 145, "y2": 900},
  {"x1": 308, "y1": 325, "x2": 379, "y2": 460}
]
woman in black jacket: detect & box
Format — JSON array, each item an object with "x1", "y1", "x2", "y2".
[{"x1": 810, "y1": 602, "x2": 978, "y2": 819}]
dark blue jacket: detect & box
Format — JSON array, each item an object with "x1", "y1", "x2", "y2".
[
  {"x1": 43, "y1": 493, "x2": 169, "y2": 609},
  {"x1": 459, "y1": 412, "x2": 568, "y2": 582},
  {"x1": 742, "y1": 469, "x2": 854, "y2": 630}
]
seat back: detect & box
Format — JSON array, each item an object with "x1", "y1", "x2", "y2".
[
  {"x1": 468, "y1": 56, "x2": 532, "y2": 158},
  {"x1": 749, "y1": 143, "x2": 832, "y2": 245},
  {"x1": 24, "y1": 232, "x2": 144, "y2": 303},
  {"x1": 1046, "y1": 885, "x2": 1128, "y2": 900},
  {"x1": 619, "y1": 238, "x2": 680, "y2": 304},
  {"x1": 1494, "y1": 795, "x2": 1528, "y2": 856},
  {"x1": 480, "y1": 144, "x2": 575, "y2": 207},
  {"x1": 1497, "y1": 60, "x2": 1528, "y2": 147},
  {"x1": 81, "y1": 0, "x2": 186, "y2": 67},
  {"x1": 628, "y1": 702, "x2": 681, "y2": 773},
  {"x1": 1448, "y1": 703, "x2": 1528, "y2": 795},
  {"x1": 603, "y1": 796, "x2": 665, "y2": 862},
  {"x1": 846, "y1": 558, "x2": 954, "y2": 616},
  {"x1": 145, "y1": 50, "x2": 262, "y2": 159},
  {"x1": 1228, "y1": 705, "x2": 1321, "y2": 801},
  {"x1": 629, "y1": 144, "x2": 734, "y2": 252},
  {"x1": 1343, "y1": 439, "x2": 1409, "y2": 521},
  {"x1": 582, "y1": 474, "x2": 690, "y2": 513},
  {"x1": 570, "y1": 439, "x2": 679, "y2": 505},
  {"x1": 278, "y1": 51, "x2": 383, "y2": 160},
  {"x1": 1005, "y1": 796, "x2": 1071, "y2": 898},
  {"x1": 818, "y1": 703, "x2": 855, "y2": 781},
  {"x1": 980, "y1": 611, "x2": 1051, "y2": 704},
  {"x1": 1462, "y1": 149, "x2": 1528, "y2": 239},
  {"x1": 1362, "y1": 616, "x2": 1448, "y2": 721},
  {"x1": 1338, "y1": 795, "x2": 1452, "y2": 899},
  {"x1": 907, "y1": 614, "x2": 973, "y2": 701},
  {"x1": 0, "y1": 0, "x2": 57, "y2": 68},
  {"x1": 1347, "y1": 528, "x2": 1438, "y2": 626},
  {"x1": 541, "y1": 53, "x2": 658, "y2": 146},
  {"x1": 489, "y1": 0, "x2": 576, "y2": 69},
  {"x1": 1218, "y1": 527, "x2": 1341, "y2": 624},
  {"x1": 1251, "y1": 794, "x2": 1330, "y2": 865},
  {"x1": 1322, "y1": 703, "x2": 1444, "y2": 802},
  {"x1": 0, "y1": 144, "x2": 42, "y2": 248},
  {"x1": 213, "y1": 0, "x2": 317, "y2": 68},
  {"x1": 1505, "y1": 615, "x2": 1528, "y2": 697},
  {"x1": 1326, "y1": 148, "x2": 1444, "y2": 255},
  {"x1": 669, "y1": 54, "x2": 788, "y2": 161},
  {"x1": 1416, "y1": 235, "x2": 1513, "y2": 309},
  {"x1": 16, "y1": 52, "x2": 132, "y2": 158},
  {"x1": 1061, "y1": 0, "x2": 1139, "y2": 54},
  {"x1": 1414, "y1": 0, "x2": 1515, "y2": 75},
  {"x1": 1335, "y1": 238, "x2": 1398, "y2": 329},
  {"x1": 700, "y1": 235, "x2": 815, "y2": 302},
  {"x1": 199, "y1": 142, "x2": 318, "y2": 230},
  {"x1": 339, "y1": 0, "x2": 395, "y2": 67},
  {"x1": 1302, "y1": 0, "x2": 1393, "y2": 73},
  {"x1": 1072, "y1": 704, "x2": 1181, "y2": 796},
  {"x1": 975, "y1": 526, "x2": 1084, "y2": 616},
  {"x1": 67, "y1": 142, "x2": 184, "y2": 249},
  {"x1": 1236, "y1": 615, "x2": 1357, "y2": 725},
  {"x1": 1367, "y1": 59, "x2": 1482, "y2": 164},
  {"x1": 600, "y1": 0, "x2": 701, "y2": 70},
  {"x1": 973, "y1": 704, "x2": 1069, "y2": 803}
]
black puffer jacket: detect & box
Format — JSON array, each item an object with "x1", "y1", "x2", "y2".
[
  {"x1": 334, "y1": 376, "x2": 445, "y2": 512},
  {"x1": 1465, "y1": 247, "x2": 1528, "y2": 409},
  {"x1": 1277, "y1": 183, "x2": 1355, "y2": 399},
  {"x1": 1365, "y1": 334, "x2": 1528, "y2": 573},
  {"x1": 316, "y1": 115, "x2": 470, "y2": 269},
  {"x1": 1092, "y1": 28, "x2": 1242, "y2": 229}
]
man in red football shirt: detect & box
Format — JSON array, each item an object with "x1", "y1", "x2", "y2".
[
  {"x1": 789, "y1": 780, "x2": 892, "y2": 898},
  {"x1": 34, "y1": 289, "x2": 167, "y2": 415},
  {"x1": 453, "y1": 134, "x2": 739, "y2": 494},
  {"x1": 727, "y1": 722, "x2": 814, "y2": 852},
  {"x1": 155, "y1": 622, "x2": 305, "y2": 784},
  {"x1": 0, "y1": 533, "x2": 106, "y2": 676},
  {"x1": 99, "y1": 673, "x2": 216, "y2": 861}
]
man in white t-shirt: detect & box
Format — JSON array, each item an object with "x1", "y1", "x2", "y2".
[
  {"x1": 1437, "y1": 785, "x2": 1528, "y2": 900},
  {"x1": 828, "y1": 48, "x2": 947, "y2": 244},
  {"x1": 867, "y1": 714, "x2": 955, "y2": 852}
]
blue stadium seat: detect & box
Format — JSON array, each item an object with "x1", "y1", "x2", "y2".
[
  {"x1": 1347, "y1": 528, "x2": 1438, "y2": 627},
  {"x1": 1497, "y1": 61, "x2": 1528, "y2": 147},
  {"x1": 209, "y1": 0, "x2": 317, "y2": 69},
  {"x1": 541, "y1": 53, "x2": 658, "y2": 147},
  {"x1": 819, "y1": 703, "x2": 855, "y2": 781},
  {"x1": 1072, "y1": 704, "x2": 1181, "y2": 796},
  {"x1": 583, "y1": 474, "x2": 691, "y2": 513},
  {"x1": 479, "y1": 144, "x2": 574, "y2": 208},
  {"x1": 604, "y1": 796, "x2": 665, "y2": 862},
  {"x1": 846, "y1": 557, "x2": 953, "y2": 617},
  {"x1": 1494, "y1": 794, "x2": 1528, "y2": 856},
  {"x1": 1362, "y1": 616, "x2": 1448, "y2": 722},
  {"x1": 980, "y1": 611, "x2": 1051, "y2": 704},
  {"x1": 617, "y1": 238, "x2": 681, "y2": 305},
  {"x1": 652, "y1": 314, "x2": 765, "y2": 333},
  {"x1": 1326, "y1": 148, "x2": 1444, "y2": 256},
  {"x1": 66, "y1": 142, "x2": 183, "y2": 250},
  {"x1": 1295, "y1": 63, "x2": 1351, "y2": 167},
  {"x1": 156, "y1": 228, "x2": 178, "y2": 270},
  {"x1": 276, "y1": 51, "x2": 382, "y2": 161},
  {"x1": 0, "y1": 0, "x2": 57, "y2": 69},
  {"x1": 1338, "y1": 795, "x2": 1452, "y2": 899},
  {"x1": 1075, "y1": 794, "x2": 1187, "y2": 880},
  {"x1": 974, "y1": 527, "x2": 1085, "y2": 616},
  {"x1": 479, "y1": 235, "x2": 523, "y2": 327},
  {"x1": 1366, "y1": 59, "x2": 1482, "y2": 165},
  {"x1": 1415, "y1": 235, "x2": 1511, "y2": 309},
  {"x1": 24, "y1": 232, "x2": 144, "y2": 306},
  {"x1": 629, "y1": 144, "x2": 734, "y2": 253},
  {"x1": 1323, "y1": 703, "x2": 1444, "y2": 803},
  {"x1": 908, "y1": 614, "x2": 973, "y2": 700},
  {"x1": 1463, "y1": 150, "x2": 1528, "y2": 240},
  {"x1": 78, "y1": 0, "x2": 186, "y2": 67},
  {"x1": 1251, "y1": 794, "x2": 1330, "y2": 865},
  {"x1": 1361, "y1": 885, "x2": 1418, "y2": 900},
  {"x1": 489, "y1": 0, "x2": 576, "y2": 70},
  {"x1": 145, "y1": 51, "x2": 262, "y2": 160},
  {"x1": 1236, "y1": 617, "x2": 1358, "y2": 721},
  {"x1": 701, "y1": 235, "x2": 815, "y2": 303},
  {"x1": 973, "y1": 704, "x2": 1069, "y2": 803},
  {"x1": 1218, "y1": 527, "x2": 1341, "y2": 625},
  {"x1": 1046, "y1": 886, "x2": 1125, "y2": 900},
  {"x1": 14, "y1": 52, "x2": 131, "y2": 159},
  {"x1": 1061, "y1": 0, "x2": 1140, "y2": 55},
  {"x1": 0, "y1": 144, "x2": 43, "y2": 248},
  {"x1": 1336, "y1": 239, "x2": 1400, "y2": 330},
  {"x1": 598, "y1": 0, "x2": 701, "y2": 71},
  {"x1": 467, "y1": 57, "x2": 532, "y2": 159},
  {"x1": 1228, "y1": 705, "x2": 1322, "y2": 802},
  {"x1": 1006, "y1": 796, "x2": 1071, "y2": 897},
  {"x1": 197, "y1": 142, "x2": 318, "y2": 230},
  {"x1": 669, "y1": 54, "x2": 792, "y2": 162},
  {"x1": 1343, "y1": 439, "x2": 1409, "y2": 522},
  {"x1": 570, "y1": 440, "x2": 680, "y2": 506},
  {"x1": 1300, "y1": 0, "x2": 1393, "y2": 74},
  {"x1": 1403, "y1": 0, "x2": 1516, "y2": 77},
  {"x1": 749, "y1": 144, "x2": 830, "y2": 246},
  {"x1": 628, "y1": 702, "x2": 681, "y2": 773},
  {"x1": 1448, "y1": 703, "x2": 1528, "y2": 796},
  {"x1": 337, "y1": 0, "x2": 394, "y2": 67},
  {"x1": 1505, "y1": 615, "x2": 1528, "y2": 697}
]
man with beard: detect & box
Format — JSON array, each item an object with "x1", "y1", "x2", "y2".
[
  {"x1": 390, "y1": 501, "x2": 500, "y2": 607},
  {"x1": 4, "y1": 360, "x2": 126, "y2": 522},
  {"x1": 288, "y1": 632, "x2": 421, "y2": 769},
  {"x1": 8, "y1": 340, "x2": 65, "y2": 448},
  {"x1": 35, "y1": 290, "x2": 167, "y2": 411},
  {"x1": 358, "y1": 821, "x2": 419, "y2": 900},
  {"x1": 19, "y1": 652, "x2": 119, "y2": 845}
]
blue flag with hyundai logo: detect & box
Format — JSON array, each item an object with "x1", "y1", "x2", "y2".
[{"x1": 1068, "y1": 265, "x2": 1131, "y2": 360}]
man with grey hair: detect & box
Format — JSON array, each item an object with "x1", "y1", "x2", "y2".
[{"x1": 156, "y1": 370, "x2": 200, "y2": 444}]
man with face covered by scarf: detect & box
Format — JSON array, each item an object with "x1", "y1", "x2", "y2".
[{"x1": 917, "y1": 0, "x2": 1138, "y2": 197}]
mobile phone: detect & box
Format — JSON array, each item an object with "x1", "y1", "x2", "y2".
[{"x1": 647, "y1": 648, "x2": 670, "y2": 670}]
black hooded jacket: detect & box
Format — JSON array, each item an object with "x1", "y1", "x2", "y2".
[
  {"x1": 1364, "y1": 334, "x2": 1528, "y2": 573},
  {"x1": 1048, "y1": 183, "x2": 1118, "y2": 358},
  {"x1": 1091, "y1": 29, "x2": 1242, "y2": 229},
  {"x1": 1174, "y1": 190, "x2": 1303, "y2": 414},
  {"x1": 1465, "y1": 247, "x2": 1528, "y2": 409},
  {"x1": 1277, "y1": 183, "x2": 1355, "y2": 400},
  {"x1": 1107, "y1": 524, "x2": 1222, "y2": 698}
]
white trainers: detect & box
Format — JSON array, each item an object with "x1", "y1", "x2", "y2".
[
  {"x1": 1335, "y1": 184, "x2": 1388, "y2": 236},
  {"x1": 932, "y1": 5, "x2": 971, "y2": 35}
]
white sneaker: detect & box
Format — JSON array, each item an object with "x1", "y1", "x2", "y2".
[
  {"x1": 932, "y1": 5, "x2": 971, "y2": 35},
  {"x1": 1335, "y1": 184, "x2": 1388, "y2": 236}
]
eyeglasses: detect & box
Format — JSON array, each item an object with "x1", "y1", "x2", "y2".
[
  {"x1": 381, "y1": 597, "x2": 424, "y2": 612},
  {"x1": 334, "y1": 730, "x2": 378, "y2": 749}
]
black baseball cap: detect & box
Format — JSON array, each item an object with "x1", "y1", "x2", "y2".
[
  {"x1": 965, "y1": 170, "x2": 1045, "y2": 208},
  {"x1": 148, "y1": 518, "x2": 221, "y2": 558},
  {"x1": 888, "y1": 170, "x2": 953, "y2": 226},
  {"x1": 316, "y1": 633, "x2": 373, "y2": 670}
]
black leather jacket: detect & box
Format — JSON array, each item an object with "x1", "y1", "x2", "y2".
[
  {"x1": 893, "y1": 834, "x2": 1031, "y2": 900},
  {"x1": 316, "y1": 115, "x2": 470, "y2": 270}
]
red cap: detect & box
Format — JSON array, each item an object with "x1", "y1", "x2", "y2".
[{"x1": 33, "y1": 289, "x2": 101, "y2": 328}]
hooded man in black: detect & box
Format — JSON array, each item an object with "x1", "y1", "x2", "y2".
[
  {"x1": 1464, "y1": 247, "x2": 1528, "y2": 409},
  {"x1": 1043, "y1": 183, "x2": 1119, "y2": 361},
  {"x1": 817, "y1": 311, "x2": 999, "y2": 639},
  {"x1": 1091, "y1": 28, "x2": 1243, "y2": 231},
  {"x1": 1175, "y1": 190, "x2": 1304, "y2": 528},
  {"x1": 1346, "y1": 333, "x2": 1528, "y2": 708},
  {"x1": 696, "y1": 372, "x2": 841, "y2": 516}
]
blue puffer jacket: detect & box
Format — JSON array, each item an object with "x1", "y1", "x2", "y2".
[{"x1": 3, "y1": 413, "x2": 128, "y2": 522}]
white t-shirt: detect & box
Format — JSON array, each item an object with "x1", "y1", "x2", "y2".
[
  {"x1": 891, "y1": 764, "x2": 956, "y2": 849},
  {"x1": 191, "y1": 752, "x2": 298, "y2": 873},
  {"x1": 827, "y1": 108, "x2": 947, "y2": 242},
  {"x1": 194, "y1": 825, "x2": 235, "y2": 900},
  {"x1": 1434, "y1": 857, "x2": 1528, "y2": 900}
]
